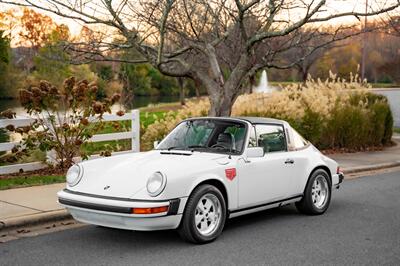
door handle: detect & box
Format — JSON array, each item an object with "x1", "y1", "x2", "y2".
[{"x1": 285, "y1": 158, "x2": 294, "y2": 164}]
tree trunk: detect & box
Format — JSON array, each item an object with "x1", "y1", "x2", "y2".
[
  {"x1": 208, "y1": 87, "x2": 237, "y2": 117},
  {"x1": 194, "y1": 78, "x2": 201, "y2": 99},
  {"x1": 205, "y1": 77, "x2": 247, "y2": 117},
  {"x1": 209, "y1": 97, "x2": 233, "y2": 116},
  {"x1": 121, "y1": 73, "x2": 134, "y2": 107},
  {"x1": 249, "y1": 74, "x2": 256, "y2": 93},
  {"x1": 197, "y1": 53, "x2": 250, "y2": 117},
  {"x1": 299, "y1": 64, "x2": 312, "y2": 83},
  {"x1": 177, "y1": 77, "x2": 185, "y2": 106}
]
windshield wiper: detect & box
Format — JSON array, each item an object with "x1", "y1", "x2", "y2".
[
  {"x1": 211, "y1": 146, "x2": 240, "y2": 154},
  {"x1": 166, "y1": 146, "x2": 187, "y2": 151},
  {"x1": 186, "y1": 145, "x2": 210, "y2": 152},
  {"x1": 187, "y1": 145, "x2": 207, "y2": 149},
  {"x1": 167, "y1": 145, "x2": 207, "y2": 151},
  {"x1": 164, "y1": 145, "x2": 208, "y2": 152}
]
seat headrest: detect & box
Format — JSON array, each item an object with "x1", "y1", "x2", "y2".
[{"x1": 217, "y1": 133, "x2": 233, "y2": 144}]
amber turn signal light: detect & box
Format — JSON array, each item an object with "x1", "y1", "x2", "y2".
[
  {"x1": 131, "y1": 206, "x2": 169, "y2": 214},
  {"x1": 336, "y1": 166, "x2": 341, "y2": 174}
]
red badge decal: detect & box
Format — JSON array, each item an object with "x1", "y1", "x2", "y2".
[{"x1": 225, "y1": 168, "x2": 236, "y2": 181}]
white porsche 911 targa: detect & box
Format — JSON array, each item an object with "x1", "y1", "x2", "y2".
[{"x1": 58, "y1": 117, "x2": 344, "y2": 243}]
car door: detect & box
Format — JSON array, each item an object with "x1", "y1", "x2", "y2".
[
  {"x1": 237, "y1": 124, "x2": 297, "y2": 208},
  {"x1": 285, "y1": 126, "x2": 313, "y2": 194}
]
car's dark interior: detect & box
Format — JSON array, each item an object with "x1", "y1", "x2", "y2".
[
  {"x1": 206, "y1": 122, "x2": 245, "y2": 153},
  {"x1": 258, "y1": 132, "x2": 286, "y2": 152},
  {"x1": 213, "y1": 132, "x2": 236, "y2": 150},
  {"x1": 157, "y1": 119, "x2": 246, "y2": 154}
]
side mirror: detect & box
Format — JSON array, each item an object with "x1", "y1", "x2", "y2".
[
  {"x1": 246, "y1": 147, "x2": 264, "y2": 158},
  {"x1": 153, "y1": 140, "x2": 159, "y2": 149}
]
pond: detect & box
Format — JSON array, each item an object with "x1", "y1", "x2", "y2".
[
  {"x1": 0, "y1": 95, "x2": 181, "y2": 116},
  {"x1": 0, "y1": 90, "x2": 399, "y2": 127}
]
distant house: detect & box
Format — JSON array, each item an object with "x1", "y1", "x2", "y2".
[{"x1": 11, "y1": 46, "x2": 35, "y2": 72}]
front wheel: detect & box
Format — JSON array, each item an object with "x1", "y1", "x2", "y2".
[
  {"x1": 296, "y1": 169, "x2": 332, "y2": 215},
  {"x1": 178, "y1": 184, "x2": 226, "y2": 244}
]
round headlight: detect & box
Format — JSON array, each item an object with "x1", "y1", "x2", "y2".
[
  {"x1": 67, "y1": 164, "x2": 83, "y2": 187},
  {"x1": 146, "y1": 172, "x2": 167, "y2": 197}
]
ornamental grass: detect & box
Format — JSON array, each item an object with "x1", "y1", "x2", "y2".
[{"x1": 141, "y1": 72, "x2": 392, "y2": 152}]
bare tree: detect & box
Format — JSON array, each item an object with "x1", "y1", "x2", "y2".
[
  {"x1": 1, "y1": 0, "x2": 399, "y2": 116},
  {"x1": 284, "y1": 27, "x2": 341, "y2": 82},
  {"x1": 177, "y1": 77, "x2": 186, "y2": 105},
  {"x1": 378, "y1": 14, "x2": 400, "y2": 82},
  {"x1": 387, "y1": 15, "x2": 400, "y2": 36}
]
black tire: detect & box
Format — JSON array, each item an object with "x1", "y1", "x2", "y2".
[
  {"x1": 296, "y1": 169, "x2": 332, "y2": 215},
  {"x1": 178, "y1": 184, "x2": 226, "y2": 244}
]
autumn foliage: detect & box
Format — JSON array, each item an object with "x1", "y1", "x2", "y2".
[{"x1": 2, "y1": 77, "x2": 123, "y2": 169}]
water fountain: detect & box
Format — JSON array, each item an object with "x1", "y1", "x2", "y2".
[{"x1": 254, "y1": 70, "x2": 274, "y2": 93}]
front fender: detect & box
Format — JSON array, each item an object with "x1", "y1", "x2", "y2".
[
  {"x1": 187, "y1": 173, "x2": 237, "y2": 211},
  {"x1": 130, "y1": 167, "x2": 238, "y2": 211}
]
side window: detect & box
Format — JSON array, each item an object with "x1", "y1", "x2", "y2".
[
  {"x1": 291, "y1": 128, "x2": 308, "y2": 149},
  {"x1": 247, "y1": 126, "x2": 257, "y2": 147},
  {"x1": 223, "y1": 124, "x2": 246, "y2": 151},
  {"x1": 255, "y1": 124, "x2": 287, "y2": 153}
]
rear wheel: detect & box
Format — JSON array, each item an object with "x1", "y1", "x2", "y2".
[
  {"x1": 178, "y1": 184, "x2": 226, "y2": 244},
  {"x1": 296, "y1": 169, "x2": 331, "y2": 215}
]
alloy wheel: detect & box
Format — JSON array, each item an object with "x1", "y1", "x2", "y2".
[
  {"x1": 311, "y1": 175, "x2": 329, "y2": 209},
  {"x1": 194, "y1": 193, "x2": 222, "y2": 236}
]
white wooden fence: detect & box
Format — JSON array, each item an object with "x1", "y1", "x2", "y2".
[{"x1": 0, "y1": 110, "x2": 140, "y2": 175}]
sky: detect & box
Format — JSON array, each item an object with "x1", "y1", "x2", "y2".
[{"x1": 0, "y1": 0, "x2": 397, "y2": 38}]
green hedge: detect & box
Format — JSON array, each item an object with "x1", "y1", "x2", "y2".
[{"x1": 294, "y1": 93, "x2": 393, "y2": 150}]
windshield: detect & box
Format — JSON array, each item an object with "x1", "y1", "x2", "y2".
[{"x1": 157, "y1": 119, "x2": 247, "y2": 154}]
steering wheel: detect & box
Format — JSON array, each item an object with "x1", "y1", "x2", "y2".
[{"x1": 211, "y1": 144, "x2": 228, "y2": 149}]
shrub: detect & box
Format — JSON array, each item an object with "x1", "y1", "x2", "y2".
[
  {"x1": 0, "y1": 77, "x2": 123, "y2": 170},
  {"x1": 141, "y1": 100, "x2": 209, "y2": 150},
  {"x1": 141, "y1": 73, "x2": 393, "y2": 152}
]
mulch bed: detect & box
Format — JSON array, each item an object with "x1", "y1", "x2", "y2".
[
  {"x1": 321, "y1": 141, "x2": 396, "y2": 155},
  {"x1": 0, "y1": 167, "x2": 65, "y2": 180}
]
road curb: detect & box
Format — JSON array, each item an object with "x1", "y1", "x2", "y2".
[
  {"x1": 0, "y1": 209, "x2": 71, "y2": 232},
  {"x1": 342, "y1": 161, "x2": 400, "y2": 175}
]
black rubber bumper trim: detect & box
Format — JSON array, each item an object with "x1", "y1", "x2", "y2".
[
  {"x1": 167, "y1": 199, "x2": 181, "y2": 215},
  {"x1": 59, "y1": 196, "x2": 181, "y2": 216},
  {"x1": 230, "y1": 194, "x2": 303, "y2": 214},
  {"x1": 338, "y1": 173, "x2": 344, "y2": 184},
  {"x1": 63, "y1": 189, "x2": 174, "y2": 203},
  {"x1": 59, "y1": 198, "x2": 132, "y2": 214}
]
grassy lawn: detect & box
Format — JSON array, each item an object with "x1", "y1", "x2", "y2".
[
  {"x1": 82, "y1": 110, "x2": 169, "y2": 154},
  {"x1": 0, "y1": 175, "x2": 65, "y2": 190},
  {"x1": 394, "y1": 128, "x2": 400, "y2": 134},
  {"x1": 140, "y1": 111, "x2": 169, "y2": 128}
]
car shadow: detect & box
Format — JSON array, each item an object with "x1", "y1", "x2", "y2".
[
  {"x1": 89, "y1": 225, "x2": 185, "y2": 246},
  {"x1": 69, "y1": 202, "x2": 341, "y2": 248},
  {"x1": 224, "y1": 204, "x2": 300, "y2": 231},
  {"x1": 86, "y1": 205, "x2": 299, "y2": 244}
]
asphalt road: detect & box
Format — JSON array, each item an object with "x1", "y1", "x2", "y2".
[{"x1": 1, "y1": 170, "x2": 400, "y2": 266}]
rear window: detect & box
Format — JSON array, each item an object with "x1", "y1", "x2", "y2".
[{"x1": 291, "y1": 128, "x2": 308, "y2": 149}]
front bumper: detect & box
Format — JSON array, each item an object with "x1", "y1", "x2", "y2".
[
  {"x1": 338, "y1": 172, "x2": 344, "y2": 184},
  {"x1": 332, "y1": 172, "x2": 344, "y2": 189},
  {"x1": 57, "y1": 189, "x2": 186, "y2": 231}
]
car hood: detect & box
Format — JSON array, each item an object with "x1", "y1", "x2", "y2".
[{"x1": 69, "y1": 150, "x2": 231, "y2": 198}]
